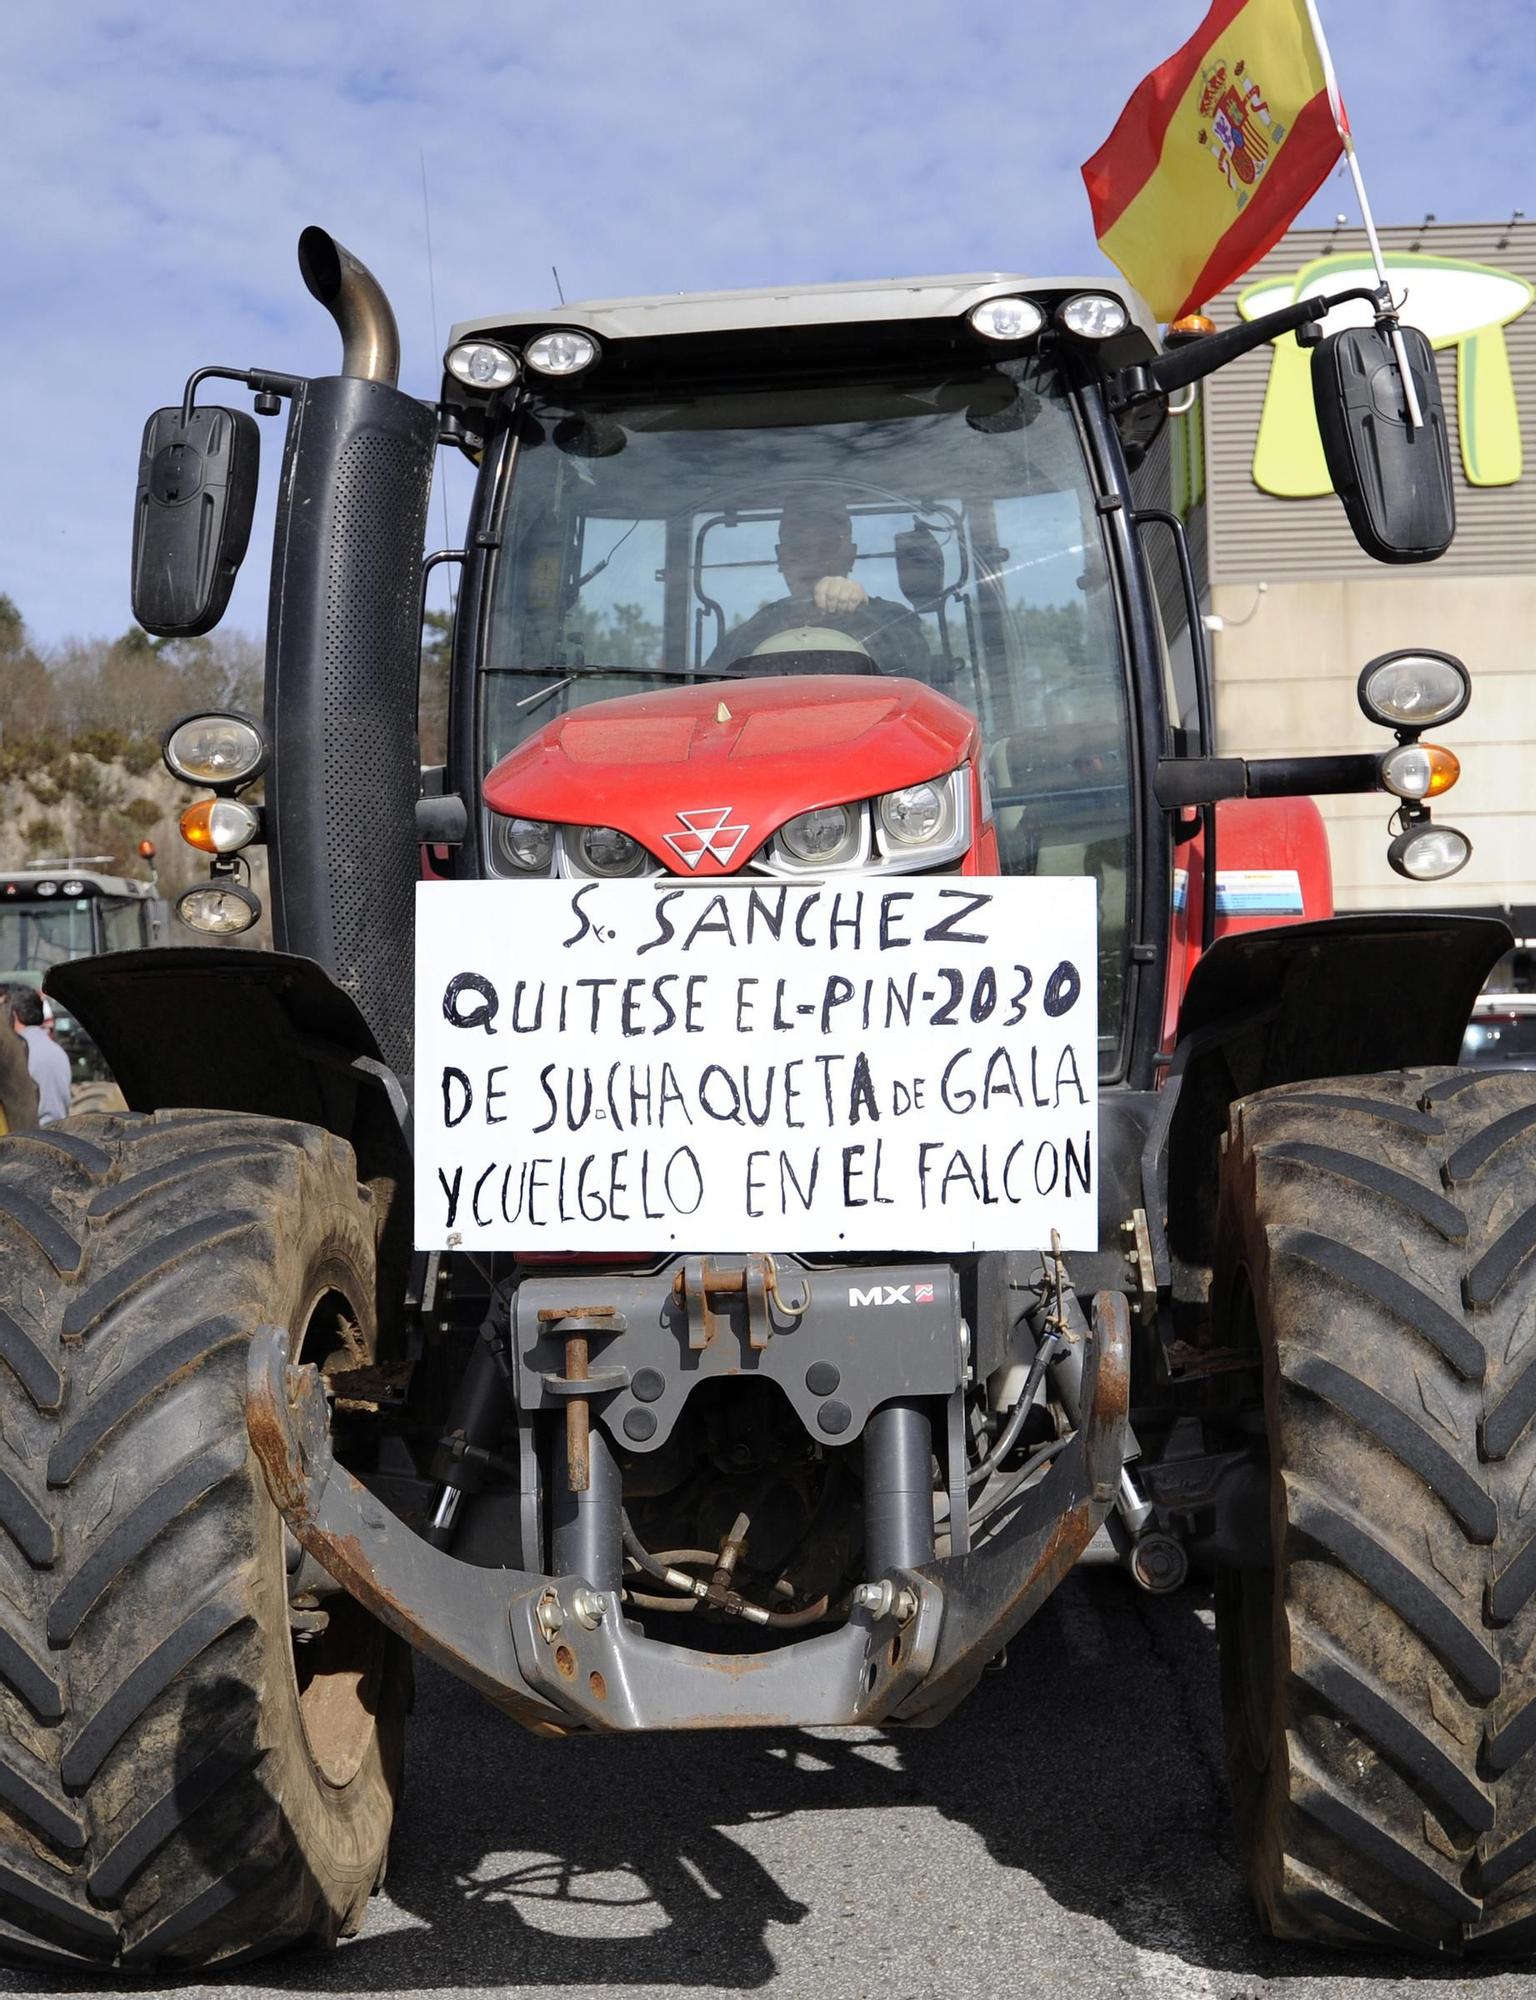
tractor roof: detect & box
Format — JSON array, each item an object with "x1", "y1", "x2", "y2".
[
  {"x1": 1, "y1": 870, "x2": 152, "y2": 900},
  {"x1": 451, "y1": 272, "x2": 1159, "y2": 350}
]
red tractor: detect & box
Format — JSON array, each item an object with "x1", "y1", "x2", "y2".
[{"x1": 2, "y1": 228, "x2": 1526, "y2": 1970}]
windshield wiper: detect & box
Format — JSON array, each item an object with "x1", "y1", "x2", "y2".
[
  {"x1": 494, "y1": 660, "x2": 753, "y2": 715},
  {"x1": 486, "y1": 662, "x2": 750, "y2": 679}
]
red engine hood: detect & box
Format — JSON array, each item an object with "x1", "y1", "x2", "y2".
[{"x1": 483, "y1": 674, "x2": 978, "y2": 875}]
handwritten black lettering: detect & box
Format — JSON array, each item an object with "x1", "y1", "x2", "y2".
[
  {"x1": 442, "y1": 1067, "x2": 472, "y2": 1127},
  {"x1": 636, "y1": 889, "x2": 681, "y2": 957},
  {"x1": 923, "y1": 890, "x2": 992, "y2": 946},
  {"x1": 444, "y1": 971, "x2": 499, "y2": 1034},
  {"x1": 561, "y1": 883, "x2": 601, "y2": 948},
  {"x1": 1043, "y1": 960, "x2": 1081, "y2": 1018}
]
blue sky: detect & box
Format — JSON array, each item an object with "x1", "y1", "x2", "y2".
[{"x1": 2, "y1": 0, "x2": 1528, "y2": 646}]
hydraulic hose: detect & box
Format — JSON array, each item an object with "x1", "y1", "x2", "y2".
[
  {"x1": 620, "y1": 1512, "x2": 828, "y2": 1628},
  {"x1": 968, "y1": 1437, "x2": 1071, "y2": 1530},
  {"x1": 967, "y1": 1329, "x2": 1059, "y2": 1489}
]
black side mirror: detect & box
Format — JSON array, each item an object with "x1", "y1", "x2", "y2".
[
  {"x1": 131, "y1": 404, "x2": 259, "y2": 635},
  {"x1": 1311, "y1": 325, "x2": 1455, "y2": 564},
  {"x1": 895, "y1": 523, "x2": 947, "y2": 610}
]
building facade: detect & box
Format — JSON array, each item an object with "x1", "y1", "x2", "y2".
[{"x1": 1145, "y1": 218, "x2": 1535, "y2": 925}]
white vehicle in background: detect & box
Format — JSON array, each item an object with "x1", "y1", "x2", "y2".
[
  {"x1": 1461, "y1": 947, "x2": 1536, "y2": 1068},
  {"x1": 0, "y1": 863, "x2": 166, "y2": 1110}
]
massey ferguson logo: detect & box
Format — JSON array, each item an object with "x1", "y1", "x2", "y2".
[
  {"x1": 849, "y1": 1282, "x2": 936, "y2": 1308},
  {"x1": 663, "y1": 806, "x2": 749, "y2": 870}
]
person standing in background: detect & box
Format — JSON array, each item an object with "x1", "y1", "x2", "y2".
[{"x1": 7, "y1": 987, "x2": 68, "y2": 1127}]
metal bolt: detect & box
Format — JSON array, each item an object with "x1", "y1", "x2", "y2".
[
  {"x1": 1128, "y1": 1533, "x2": 1189, "y2": 1596},
  {"x1": 570, "y1": 1588, "x2": 606, "y2": 1629},
  {"x1": 894, "y1": 1587, "x2": 919, "y2": 1625},
  {"x1": 536, "y1": 1590, "x2": 565, "y2": 1642},
  {"x1": 852, "y1": 1580, "x2": 896, "y2": 1620}
]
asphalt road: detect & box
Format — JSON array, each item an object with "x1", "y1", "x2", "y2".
[{"x1": 6, "y1": 1570, "x2": 1531, "y2": 2000}]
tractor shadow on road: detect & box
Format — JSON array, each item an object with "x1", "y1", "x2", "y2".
[{"x1": 249, "y1": 1572, "x2": 1512, "y2": 1993}]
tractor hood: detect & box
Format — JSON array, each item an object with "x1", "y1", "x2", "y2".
[{"x1": 482, "y1": 674, "x2": 978, "y2": 875}]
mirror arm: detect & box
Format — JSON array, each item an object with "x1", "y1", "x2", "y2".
[
  {"x1": 1110, "y1": 287, "x2": 1384, "y2": 407},
  {"x1": 182, "y1": 364, "x2": 306, "y2": 425},
  {"x1": 1156, "y1": 753, "x2": 1384, "y2": 808}
]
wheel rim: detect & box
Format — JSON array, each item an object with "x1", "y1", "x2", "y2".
[
  {"x1": 285, "y1": 1281, "x2": 388, "y2": 1790},
  {"x1": 293, "y1": 1598, "x2": 388, "y2": 1788}
]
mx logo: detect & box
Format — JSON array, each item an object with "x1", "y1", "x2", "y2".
[{"x1": 663, "y1": 806, "x2": 749, "y2": 870}]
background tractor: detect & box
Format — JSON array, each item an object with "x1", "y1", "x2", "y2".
[
  {"x1": 0, "y1": 226, "x2": 1524, "y2": 1971},
  {"x1": 0, "y1": 862, "x2": 165, "y2": 1116}
]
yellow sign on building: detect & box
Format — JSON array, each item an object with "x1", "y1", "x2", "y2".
[{"x1": 1239, "y1": 252, "x2": 1534, "y2": 494}]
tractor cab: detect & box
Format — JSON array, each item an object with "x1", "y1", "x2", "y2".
[
  {"x1": 0, "y1": 867, "x2": 164, "y2": 1097},
  {"x1": 446, "y1": 277, "x2": 1159, "y2": 1073}
]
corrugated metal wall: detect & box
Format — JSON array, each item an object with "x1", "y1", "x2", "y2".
[{"x1": 1202, "y1": 220, "x2": 1536, "y2": 581}]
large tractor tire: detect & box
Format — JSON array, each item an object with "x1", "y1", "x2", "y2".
[
  {"x1": 1214, "y1": 1067, "x2": 1536, "y2": 1954},
  {"x1": 0, "y1": 1110, "x2": 404, "y2": 1970}
]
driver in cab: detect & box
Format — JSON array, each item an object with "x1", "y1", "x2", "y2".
[{"x1": 710, "y1": 496, "x2": 932, "y2": 679}]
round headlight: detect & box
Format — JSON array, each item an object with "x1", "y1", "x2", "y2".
[
  {"x1": 878, "y1": 782, "x2": 947, "y2": 847},
  {"x1": 163, "y1": 712, "x2": 268, "y2": 789},
  {"x1": 1058, "y1": 293, "x2": 1130, "y2": 340},
  {"x1": 1387, "y1": 823, "x2": 1472, "y2": 882},
  {"x1": 180, "y1": 797, "x2": 262, "y2": 855},
  {"x1": 780, "y1": 805, "x2": 858, "y2": 863},
  {"x1": 61, "y1": 879, "x2": 86, "y2": 898},
  {"x1": 497, "y1": 817, "x2": 556, "y2": 873},
  {"x1": 525, "y1": 329, "x2": 599, "y2": 377},
  {"x1": 1358, "y1": 651, "x2": 1470, "y2": 732},
  {"x1": 575, "y1": 825, "x2": 647, "y2": 876},
  {"x1": 445, "y1": 340, "x2": 519, "y2": 391},
  {"x1": 175, "y1": 881, "x2": 262, "y2": 935},
  {"x1": 34, "y1": 880, "x2": 58, "y2": 898},
  {"x1": 969, "y1": 297, "x2": 1045, "y2": 343}
]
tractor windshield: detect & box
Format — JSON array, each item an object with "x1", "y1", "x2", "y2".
[
  {"x1": 480, "y1": 355, "x2": 1136, "y2": 1042},
  {"x1": 0, "y1": 900, "x2": 97, "y2": 974}
]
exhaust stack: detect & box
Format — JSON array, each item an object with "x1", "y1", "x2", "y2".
[
  {"x1": 263, "y1": 227, "x2": 436, "y2": 1082},
  {"x1": 297, "y1": 226, "x2": 401, "y2": 386}
]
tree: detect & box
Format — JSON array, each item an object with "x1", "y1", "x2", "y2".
[
  {"x1": 420, "y1": 609, "x2": 452, "y2": 765},
  {"x1": 0, "y1": 595, "x2": 58, "y2": 742}
]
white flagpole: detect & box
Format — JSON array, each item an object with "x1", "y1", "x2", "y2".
[{"x1": 1301, "y1": 0, "x2": 1425, "y2": 430}]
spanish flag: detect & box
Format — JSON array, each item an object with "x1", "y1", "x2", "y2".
[{"x1": 1082, "y1": 0, "x2": 1346, "y2": 321}]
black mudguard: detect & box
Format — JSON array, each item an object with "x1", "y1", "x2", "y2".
[
  {"x1": 45, "y1": 947, "x2": 412, "y2": 1197},
  {"x1": 1152, "y1": 912, "x2": 1509, "y2": 1307}
]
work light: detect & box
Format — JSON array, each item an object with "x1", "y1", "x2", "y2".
[
  {"x1": 969, "y1": 298, "x2": 1044, "y2": 342},
  {"x1": 445, "y1": 340, "x2": 519, "y2": 391},
  {"x1": 1358, "y1": 651, "x2": 1470, "y2": 734},
  {"x1": 176, "y1": 880, "x2": 262, "y2": 935},
  {"x1": 163, "y1": 712, "x2": 268, "y2": 791},
  {"x1": 525, "y1": 330, "x2": 599, "y2": 377},
  {"x1": 1058, "y1": 293, "x2": 1130, "y2": 339},
  {"x1": 1387, "y1": 822, "x2": 1472, "y2": 882}
]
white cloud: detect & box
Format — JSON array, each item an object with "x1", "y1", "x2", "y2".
[{"x1": 1, "y1": 0, "x2": 1528, "y2": 643}]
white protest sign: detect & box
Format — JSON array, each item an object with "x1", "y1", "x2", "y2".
[{"x1": 414, "y1": 876, "x2": 1098, "y2": 1254}]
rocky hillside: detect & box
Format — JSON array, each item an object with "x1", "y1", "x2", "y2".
[
  {"x1": 0, "y1": 744, "x2": 271, "y2": 943},
  {"x1": 0, "y1": 598, "x2": 272, "y2": 942}
]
